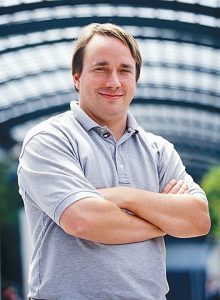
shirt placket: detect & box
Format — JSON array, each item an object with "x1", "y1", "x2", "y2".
[
  {"x1": 115, "y1": 144, "x2": 130, "y2": 185},
  {"x1": 98, "y1": 126, "x2": 132, "y2": 185}
]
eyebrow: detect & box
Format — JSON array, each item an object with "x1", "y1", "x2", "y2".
[
  {"x1": 92, "y1": 61, "x2": 108, "y2": 67},
  {"x1": 92, "y1": 61, "x2": 134, "y2": 70},
  {"x1": 120, "y1": 63, "x2": 134, "y2": 70}
]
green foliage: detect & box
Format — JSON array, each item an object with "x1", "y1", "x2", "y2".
[
  {"x1": 201, "y1": 165, "x2": 220, "y2": 240},
  {"x1": 0, "y1": 160, "x2": 23, "y2": 225}
]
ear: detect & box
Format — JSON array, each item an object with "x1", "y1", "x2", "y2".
[{"x1": 73, "y1": 73, "x2": 80, "y2": 90}]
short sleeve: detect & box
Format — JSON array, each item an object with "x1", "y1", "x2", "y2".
[
  {"x1": 156, "y1": 136, "x2": 207, "y2": 201},
  {"x1": 17, "y1": 130, "x2": 102, "y2": 225}
]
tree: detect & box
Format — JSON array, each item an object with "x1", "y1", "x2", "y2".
[
  {"x1": 0, "y1": 160, "x2": 22, "y2": 225},
  {"x1": 0, "y1": 158, "x2": 24, "y2": 292},
  {"x1": 201, "y1": 165, "x2": 220, "y2": 240}
]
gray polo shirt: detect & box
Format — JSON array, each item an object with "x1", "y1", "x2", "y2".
[{"x1": 17, "y1": 101, "x2": 207, "y2": 300}]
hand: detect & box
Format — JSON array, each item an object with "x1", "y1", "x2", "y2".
[{"x1": 162, "y1": 179, "x2": 189, "y2": 194}]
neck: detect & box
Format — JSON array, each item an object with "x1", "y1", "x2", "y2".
[
  {"x1": 79, "y1": 103, "x2": 128, "y2": 141},
  {"x1": 107, "y1": 121, "x2": 127, "y2": 141},
  {"x1": 92, "y1": 114, "x2": 127, "y2": 141}
]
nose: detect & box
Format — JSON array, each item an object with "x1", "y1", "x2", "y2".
[{"x1": 106, "y1": 70, "x2": 121, "y2": 89}]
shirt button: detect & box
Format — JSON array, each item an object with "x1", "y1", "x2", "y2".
[
  {"x1": 120, "y1": 164, "x2": 124, "y2": 169},
  {"x1": 103, "y1": 132, "x2": 111, "y2": 138}
]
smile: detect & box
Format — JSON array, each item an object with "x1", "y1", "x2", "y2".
[{"x1": 99, "y1": 92, "x2": 123, "y2": 99}]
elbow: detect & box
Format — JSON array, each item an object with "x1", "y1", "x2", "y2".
[
  {"x1": 60, "y1": 206, "x2": 90, "y2": 238},
  {"x1": 169, "y1": 198, "x2": 211, "y2": 238},
  {"x1": 199, "y1": 213, "x2": 211, "y2": 236},
  {"x1": 196, "y1": 215, "x2": 211, "y2": 237},
  {"x1": 61, "y1": 215, "x2": 91, "y2": 238},
  {"x1": 193, "y1": 198, "x2": 211, "y2": 236}
]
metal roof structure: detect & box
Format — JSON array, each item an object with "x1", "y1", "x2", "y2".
[{"x1": 0, "y1": 0, "x2": 220, "y2": 182}]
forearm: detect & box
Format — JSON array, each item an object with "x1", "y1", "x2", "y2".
[
  {"x1": 100, "y1": 187, "x2": 210, "y2": 238},
  {"x1": 60, "y1": 197, "x2": 165, "y2": 244}
]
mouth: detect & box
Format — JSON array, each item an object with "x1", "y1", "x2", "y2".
[{"x1": 98, "y1": 92, "x2": 123, "y2": 100}]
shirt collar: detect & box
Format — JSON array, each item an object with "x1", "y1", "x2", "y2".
[
  {"x1": 127, "y1": 111, "x2": 139, "y2": 134},
  {"x1": 70, "y1": 101, "x2": 101, "y2": 132},
  {"x1": 70, "y1": 100, "x2": 139, "y2": 134}
]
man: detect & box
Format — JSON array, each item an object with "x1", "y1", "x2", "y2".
[{"x1": 17, "y1": 23, "x2": 210, "y2": 300}]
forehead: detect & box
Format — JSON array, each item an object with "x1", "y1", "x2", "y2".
[{"x1": 84, "y1": 34, "x2": 134, "y2": 64}]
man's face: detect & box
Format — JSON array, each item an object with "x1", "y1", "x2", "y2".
[{"x1": 73, "y1": 34, "x2": 137, "y2": 126}]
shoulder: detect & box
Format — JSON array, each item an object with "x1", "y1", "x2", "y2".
[
  {"x1": 20, "y1": 110, "x2": 79, "y2": 158},
  {"x1": 138, "y1": 127, "x2": 173, "y2": 153},
  {"x1": 23, "y1": 111, "x2": 76, "y2": 145}
]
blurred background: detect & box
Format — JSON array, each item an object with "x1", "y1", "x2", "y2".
[{"x1": 0, "y1": 0, "x2": 220, "y2": 299}]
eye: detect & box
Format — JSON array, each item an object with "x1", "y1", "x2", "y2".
[
  {"x1": 120, "y1": 68, "x2": 132, "y2": 74},
  {"x1": 94, "y1": 67, "x2": 107, "y2": 72}
]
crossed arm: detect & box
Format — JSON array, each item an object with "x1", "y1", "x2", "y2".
[{"x1": 60, "y1": 179, "x2": 211, "y2": 244}]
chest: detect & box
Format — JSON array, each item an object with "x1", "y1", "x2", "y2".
[{"x1": 74, "y1": 131, "x2": 160, "y2": 192}]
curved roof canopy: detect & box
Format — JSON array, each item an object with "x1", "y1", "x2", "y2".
[{"x1": 0, "y1": 0, "x2": 220, "y2": 182}]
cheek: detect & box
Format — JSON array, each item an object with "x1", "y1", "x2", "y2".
[
  {"x1": 79, "y1": 75, "x2": 94, "y2": 91},
  {"x1": 86, "y1": 74, "x2": 104, "y2": 86},
  {"x1": 126, "y1": 80, "x2": 136, "y2": 93}
]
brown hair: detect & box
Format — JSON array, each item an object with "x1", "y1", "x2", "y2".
[{"x1": 72, "y1": 23, "x2": 142, "y2": 90}]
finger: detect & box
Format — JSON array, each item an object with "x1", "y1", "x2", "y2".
[
  {"x1": 169, "y1": 180, "x2": 185, "y2": 194},
  {"x1": 176, "y1": 182, "x2": 189, "y2": 194},
  {"x1": 162, "y1": 179, "x2": 177, "y2": 194}
]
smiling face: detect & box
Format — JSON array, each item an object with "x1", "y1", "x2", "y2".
[{"x1": 73, "y1": 34, "x2": 137, "y2": 127}]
